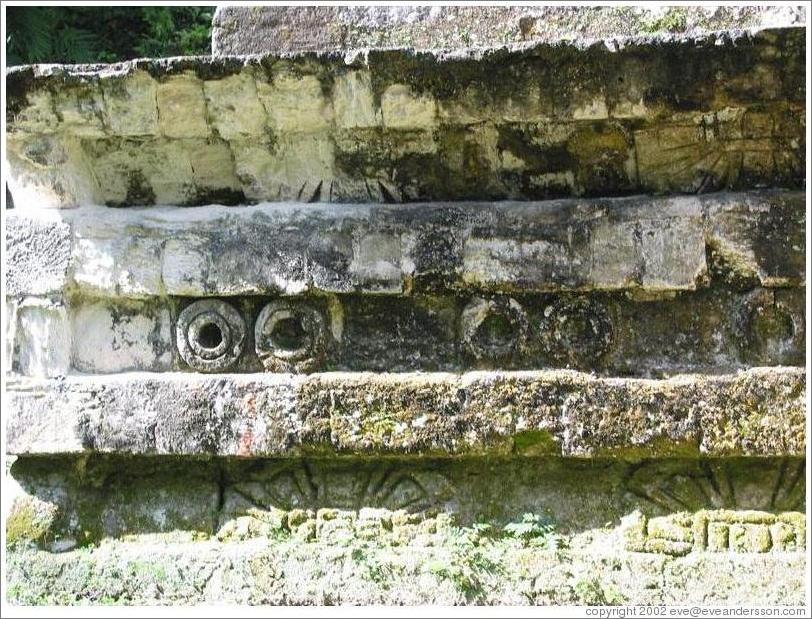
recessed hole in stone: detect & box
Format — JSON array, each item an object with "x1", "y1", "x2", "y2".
[
  {"x1": 477, "y1": 313, "x2": 515, "y2": 349},
  {"x1": 197, "y1": 322, "x2": 224, "y2": 349},
  {"x1": 271, "y1": 316, "x2": 307, "y2": 351},
  {"x1": 556, "y1": 313, "x2": 591, "y2": 344}
]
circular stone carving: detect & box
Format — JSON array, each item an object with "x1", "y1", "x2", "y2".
[
  {"x1": 176, "y1": 299, "x2": 246, "y2": 372},
  {"x1": 539, "y1": 297, "x2": 613, "y2": 368},
  {"x1": 461, "y1": 296, "x2": 528, "y2": 360},
  {"x1": 740, "y1": 290, "x2": 802, "y2": 364},
  {"x1": 255, "y1": 300, "x2": 327, "y2": 372}
]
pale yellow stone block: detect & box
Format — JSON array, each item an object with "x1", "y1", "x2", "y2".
[
  {"x1": 157, "y1": 74, "x2": 209, "y2": 138},
  {"x1": 258, "y1": 72, "x2": 332, "y2": 132},
  {"x1": 203, "y1": 73, "x2": 267, "y2": 139},
  {"x1": 381, "y1": 84, "x2": 438, "y2": 129},
  {"x1": 332, "y1": 71, "x2": 381, "y2": 128}
]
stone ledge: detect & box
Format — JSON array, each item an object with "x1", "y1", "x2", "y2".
[
  {"x1": 5, "y1": 191, "x2": 804, "y2": 298},
  {"x1": 6, "y1": 367, "x2": 805, "y2": 457},
  {"x1": 211, "y1": 6, "x2": 807, "y2": 55},
  {"x1": 6, "y1": 27, "x2": 804, "y2": 206}
]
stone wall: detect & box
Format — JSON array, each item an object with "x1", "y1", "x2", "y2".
[{"x1": 3, "y1": 8, "x2": 807, "y2": 607}]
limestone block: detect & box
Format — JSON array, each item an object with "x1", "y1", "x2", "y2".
[
  {"x1": 705, "y1": 191, "x2": 805, "y2": 287},
  {"x1": 71, "y1": 216, "x2": 164, "y2": 297},
  {"x1": 332, "y1": 71, "x2": 381, "y2": 128},
  {"x1": 381, "y1": 84, "x2": 437, "y2": 129},
  {"x1": 349, "y1": 233, "x2": 403, "y2": 293},
  {"x1": 12, "y1": 299, "x2": 71, "y2": 378},
  {"x1": 71, "y1": 302, "x2": 172, "y2": 373},
  {"x1": 638, "y1": 217, "x2": 707, "y2": 290},
  {"x1": 437, "y1": 83, "x2": 551, "y2": 125},
  {"x1": 5, "y1": 213, "x2": 71, "y2": 297},
  {"x1": 9, "y1": 89, "x2": 57, "y2": 134},
  {"x1": 85, "y1": 139, "x2": 196, "y2": 206},
  {"x1": 157, "y1": 74, "x2": 210, "y2": 138},
  {"x1": 6, "y1": 134, "x2": 99, "y2": 208},
  {"x1": 5, "y1": 367, "x2": 804, "y2": 457},
  {"x1": 4, "y1": 299, "x2": 18, "y2": 371},
  {"x1": 183, "y1": 138, "x2": 244, "y2": 202},
  {"x1": 160, "y1": 225, "x2": 311, "y2": 297},
  {"x1": 101, "y1": 71, "x2": 159, "y2": 136},
  {"x1": 203, "y1": 73, "x2": 267, "y2": 140},
  {"x1": 53, "y1": 85, "x2": 107, "y2": 138},
  {"x1": 232, "y1": 133, "x2": 335, "y2": 203},
  {"x1": 462, "y1": 237, "x2": 582, "y2": 290},
  {"x1": 258, "y1": 70, "x2": 333, "y2": 132}
]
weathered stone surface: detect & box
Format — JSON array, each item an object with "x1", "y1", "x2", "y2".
[
  {"x1": 211, "y1": 5, "x2": 806, "y2": 54},
  {"x1": 6, "y1": 287, "x2": 804, "y2": 376},
  {"x1": 6, "y1": 367, "x2": 805, "y2": 457},
  {"x1": 8, "y1": 533, "x2": 805, "y2": 605},
  {"x1": 2, "y1": 7, "x2": 807, "y2": 607},
  {"x1": 625, "y1": 510, "x2": 806, "y2": 555},
  {"x1": 11, "y1": 299, "x2": 71, "y2": 378},
  {"x1": 8, "y1": 453, "x2": 806, "y2": 604},
  {"x1": 6, "y1": 28, "x2": 805, "y2": 207},
  {"x1": 5, "y1": 191, "x2": 804, "y2": 299},
  {"x1": 6, "y1": 455, "x2": 804, "y2": 548},
  {"x1": 71, "y1": 301, "x2": 172, "y2": 374},
  {"x1": 5, "y1": 214, "x2": 71, "y2": 297}
]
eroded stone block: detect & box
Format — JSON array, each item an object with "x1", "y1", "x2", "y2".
[
  {"x1": 71, "y1": 301, "x2": 172, "y2": 373},
  {"x1": 102, "y1": 71, "x2": 159, "y2": 136},
  {"x1": 13, "y1": 299, "x2": 71, "y2": 378},
  {"x1": 5, "y1": 214, "x2": 71, "y2": 297},
  {"x1": 157, "y1": 74, "x2": 210, "y2": 138}
]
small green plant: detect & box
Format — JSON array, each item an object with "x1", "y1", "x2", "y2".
[
  {"x1": 426, "y1": 525, "x2": 503, "y2": 602},
  {"x1": 503, "y1": 512, "x2": 562, "y2": 548},
  {"x1": 573, "y1": 577, "x2": 627, "y2": 605},
  {"x1": 642, "y1": 9, "x2": 689, "y2": 34}
]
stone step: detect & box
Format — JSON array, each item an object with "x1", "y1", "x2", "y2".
[
  {"x1": 7, "y1": 367, "x2": 804, "y2": 458},
  {"x1": 6, "y1": 27, "x2": 804, "y2": 207},
  {"x1": 6, "y1": 191, "x2": 804, "y2": 299}
]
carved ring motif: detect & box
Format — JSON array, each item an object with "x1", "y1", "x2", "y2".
[
  {"x1": 255, "y1": 300, "x2": 327, "y2": 372},
  {"x1": 739, "y1": 289, "x2": 803, "y2": 365},
  {"x1": 461, "y1": 296, "x2": 528, "y2": 360},
  {"x1": 539, "y1": 297, "x2": 613, "y2": 367},
  {"x1": 176, "y1": 299, "x2": 246, "y2": 372}
]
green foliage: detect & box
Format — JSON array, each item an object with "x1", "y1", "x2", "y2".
[
  {"x1": 425, "y1": 524, "x2": 504, "y2": 602},
  {"x1": 641, "y1": 9, "x2": 689, "y2": 34},
  {"x1": 5, "y1": 6, "x2": 214, "y2": 65},
  {"x1": 573, "y1": 577, "x2": 627, "y2": 606},
  {"x1": 503, "y1": 512, "x2": 563, "y2": 548}
]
